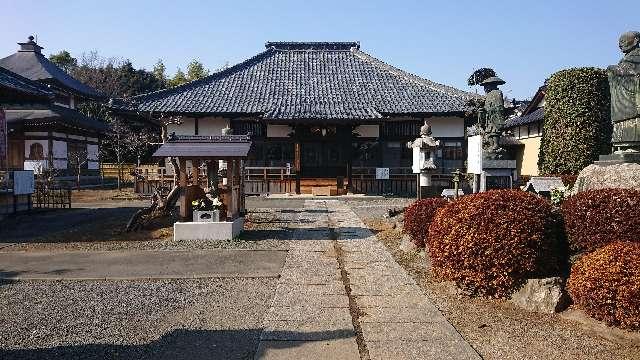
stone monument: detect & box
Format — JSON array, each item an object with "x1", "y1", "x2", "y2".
[
  {"x1": 407, "y1": 120, "x2": 440, "y2": 198},
  {"x1": 467, "y1": 76, "x2": 516, "y2": 192},
  {"x1": 574, "y1": 31, "x2": 640, "y2": 192}
]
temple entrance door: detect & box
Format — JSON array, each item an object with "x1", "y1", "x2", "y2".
[{"x1": 301, "y1": 142, "x2": 343, "y2": 178}]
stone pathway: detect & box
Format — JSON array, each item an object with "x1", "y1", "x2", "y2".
[{"x1": 255, "y1": 200, "x2": 480, "y2": 360}]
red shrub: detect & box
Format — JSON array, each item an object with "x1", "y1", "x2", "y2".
[
  {"x1": 428, "y1": 190, "x2": 559, "y2": 298},
  {"x1": 567, "y1": 241, "x2": 640, "y2": 330},
  {"x1": 403, "y1": 198, "x2": 448, "y2": 247},
  {"x1": 562, "y1": 188, "x2": 640, "y2": 253}
]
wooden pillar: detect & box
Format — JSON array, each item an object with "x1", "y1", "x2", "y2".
[
  {"x1": 178, "y1": 158, "x2": 188, "y2": 221},
  {"x1": 294, "y1": 141, "x2": 301, "y2": 194},
  {"x1": 239, "y1": 159, "x2": 245, "y2": 215},
  {"x1": 207, "y1": 160, "x2": 219, "y2": 193}
]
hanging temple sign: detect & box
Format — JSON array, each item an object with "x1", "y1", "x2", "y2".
[{"x1": 608, "y1": 31, "x2": 640, "y2": 151}]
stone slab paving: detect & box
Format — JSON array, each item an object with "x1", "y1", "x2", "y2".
[
  {"x1": 256, "y1": 200, "x2": 480, "y2": 360},
  {"x1": 327, "y1": 200, "x2": 481, "y2": 360},
  {"x1": 255, "y1": 202, "x2": 359, "y2": 360}
]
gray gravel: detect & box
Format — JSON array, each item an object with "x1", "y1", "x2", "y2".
[{"x1": 0, "y1": 278, "x2": 277, "y2": 360}]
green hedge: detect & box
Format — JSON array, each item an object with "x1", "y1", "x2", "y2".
[{"x1": 538, "y1": 67, "x2": 611, "y2": 175}]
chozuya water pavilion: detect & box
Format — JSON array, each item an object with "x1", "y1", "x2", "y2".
[{"x1": 117, "y1": 41, "x2": 476, "y2": 196}]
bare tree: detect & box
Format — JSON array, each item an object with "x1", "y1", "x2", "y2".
[
  {"x1": 68, "y1": 147, "x2": 88, "y2": 190},
  {"x1": 101, "y1": 117, "x2": 135, "y2": 191}
]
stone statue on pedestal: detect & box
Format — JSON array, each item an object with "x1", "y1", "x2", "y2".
[
  {"x1": 607, "y1": 31, "x2": 640, "y2": 152},
  {"x1": 477, "y1": 76, "x2": 507, "y2": 159}
]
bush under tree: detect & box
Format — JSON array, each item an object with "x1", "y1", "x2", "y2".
[
  {"x1": 567, "y1": 241, "x2": 640, "y2": 330},
  {"x1": 402, "y1": 198, "x2": 448, "y2": 248},
  {"x1": 538, "y1": 67, "x2": 611, "y2": 175},
  {"x1": 562, "y1": 188, "x2": 640, "y2": 254},
  {"x1": 428, "y1": 190, "x2": 561, "y2": 298}
]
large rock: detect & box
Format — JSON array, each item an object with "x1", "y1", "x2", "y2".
[
  {"x1": 510, "y1": 277, "x2": 570, "y2": 313},
  {"x1": 573, "y1": 162, "x2": 640, "y2": 193}
]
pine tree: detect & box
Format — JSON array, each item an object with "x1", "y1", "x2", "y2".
[{"x1": 169, "y1": 68, "x2": 188, "y2": 87}]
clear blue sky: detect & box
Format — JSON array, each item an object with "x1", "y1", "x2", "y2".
[{"x1": 2, "y1": 0, "x2": 637, "y2": 99}]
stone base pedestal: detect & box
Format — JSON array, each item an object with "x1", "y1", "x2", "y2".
[
  {"x1": 477, "y1": 159, "x2": 517, "y2": 192},
  {"x1": 174, "y1": 217, "x2": 244, "y2": 241},
  {"x1": 573, "y1": 161, "x2": 640, "y2": 193}
]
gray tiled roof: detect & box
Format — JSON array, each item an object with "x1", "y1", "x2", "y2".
[
  {"x1": 0, "y1": 51, "x2": 103, "y2": 99},
  {"x1": 125, "y1": 42, "x2": 476, "y2": 120},
  {"x1": 5, "y1": 103, "x2": 108, "y2": 133},
  {"x1": 0, "y1": 67, "x2": 53, "y2": 98},
  {"x1": 504, "y1": 107, "x2": 544, "y2": 129}
]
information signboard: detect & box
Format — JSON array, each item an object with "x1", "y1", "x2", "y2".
[{"x1": 375, "y1": 167, "x2": 390, "y2": 180}]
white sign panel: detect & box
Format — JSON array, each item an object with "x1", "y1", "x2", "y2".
[
  {"x1": 467, "y1": 135, "x2": 484, "y2": 175},
  {"x1": 375, "y1": 167, "x2": 390, "y2": 180},
  {"x1": 411, "y1": 147, "x2": 425, "y2": 174},
  {"x1": 13, "y1": 170, "x2": 34, "y2": 195}
]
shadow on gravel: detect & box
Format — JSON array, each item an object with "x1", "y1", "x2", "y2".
[
  {"x1": 240, "y1": 226, "x2": 372, "y2": 241},
  {"x1": 0, "y1": 329, "x2": 354, "y2": 360},
  {"x1": 0, "y1": 207, "x2": 155, "y2": 244}
]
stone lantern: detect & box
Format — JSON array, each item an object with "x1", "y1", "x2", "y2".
[{"x1": 407, "y1": 120, "x2": 441, "y2": 198}]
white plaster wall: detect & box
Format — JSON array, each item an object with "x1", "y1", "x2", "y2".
[
  {"x1": 54, "y1": 160, "x2": 68, "y2": 169},
  {"x1": 24, "y1": 131, "x2": 48, "y2": 136},
  {"x1": 52, "y1": 132, "x2": 68, "y2": 138},
  {"x1": 354, "y1": 125, "x2": 379, "y2": 138},
  {"x1": 198, "y1": 117, "x2": 229, "y2": 135},
  {"x1": 88, "y1": 161, "x2": 99, "y2": 170},
  {"x1": 427, "y1": 117, "x2": 465, "y2": 138},
  {"x1": 87, "y1": 144, "x2": 99, "y2": 161},
  {"x1": 167, "y1": 118, "x2": 196, "y2": 135},
  {"x1": 52, "y1": 140, "x2": 67, "y2": 159},
  {"x1": 267, "y1": 125, "x2": 293, "y2": 138},
  {"x1": 68, "y1": 134, "x2": 85, "y2": 141},
  {"x1": 24, "y1": 160, "x2": 47, "y2": 174}
]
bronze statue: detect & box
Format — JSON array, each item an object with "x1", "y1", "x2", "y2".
[
  {"x1": 477, "y1": 76, "x2": 506, "y2": 159},
  {"x1": 608, "y1": 31, "x2": 640, "y2": 151}
]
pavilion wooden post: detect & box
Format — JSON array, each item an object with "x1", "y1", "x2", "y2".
[
  {"x1": 239, "y1": 159, "x2": 246, "y2": 214},
  {"x1": 207, "y1": 160, "x2": 219, "y2": 192},
  {"x1": 178, "y1": 158, "x2": 188, "y2": 221},
  {"x1": 294, "y1": 141, "x2": 301, "y2": 194},
  {"x1": 228, "y1": 159, "x2": 236, "y2": 220}
]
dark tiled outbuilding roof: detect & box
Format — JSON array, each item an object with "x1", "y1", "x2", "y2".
[
  {"x1": 5, "y1": 103, "x2": 108, "y2": 133},
  {"x1": 125, "y1": 42, "x2": 476, "y2": 120},
  {"x1": 0, "y1": 66, "x2": 53, "y2": 99},
  {"x1": 153, "y1": 135, "x2": 252, "y2": 158},
  {"x1": 504, "y1": 107, "x2": 544, "y2": 129},
  {"x1": 0, "y1": 37, "x2": 103, "y2": 99}
]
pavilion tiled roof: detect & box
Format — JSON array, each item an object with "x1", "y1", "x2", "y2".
[
  {"x1": 0, "y1": 37, "x2": 103, "y2": 99},
  {"x1": 124, "y1": 42, "x2": 476, "y2": 120},
  {"x1": 0, "y1": 66, "x2": 53, "y2": 99}
]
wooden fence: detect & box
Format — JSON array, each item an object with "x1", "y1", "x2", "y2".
[
  {"x1": 33, "y1": 182, "x2": 71, "y2": 209},
  {"x1": 101, "y1": 163, "x2": 136, "y2": 183}
]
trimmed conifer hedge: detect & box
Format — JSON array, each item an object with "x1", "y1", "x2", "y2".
[
  {"x1": 538, "y1": 67, "x2": 611, "y2": 175},
  {"x1": 567, "y1": 241, "x2": 640, "y2": 330},
  {"x1": 562, "y1": 188, "x2": 640, "y2": 253},
  {"x1": 403, "y1": 198, "x2": 448, "y2": 248},
  {"x1": 428, "y1": 190, "x2": 560, "y2": 298}
]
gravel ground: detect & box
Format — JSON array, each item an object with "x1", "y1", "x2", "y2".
[
  {"x1": 0, "y1": 278, "x2": 277, "y2": 360},
  {"x1": 1, "y1": 209, "x2": 290, "y2": 252},
  {"x1": 347, "y1": 199, "x2": 640, "y2": 360}
]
